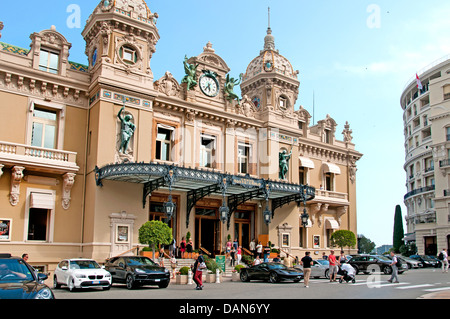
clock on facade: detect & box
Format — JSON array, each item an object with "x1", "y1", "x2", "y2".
[{"x1": 199, "y1": 70, "x2": 220, "y2": 97}]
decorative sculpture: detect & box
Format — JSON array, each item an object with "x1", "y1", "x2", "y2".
[
  {"x1": 279, "y1": 149, "x2": 292, "y2": 180},
  {"x1": 117, "y1": 104, "x2": 136, "y2": 155},
  {"x1": 181, "y1": 55, "x2": 198, "y2": 91},
  {"x1": 224, "y1": 73, "x2": 243, "y2": 104}
]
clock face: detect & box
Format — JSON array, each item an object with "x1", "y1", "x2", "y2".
[{"x1": 200, "y1": 73, "x2": 219, "y2": 97}]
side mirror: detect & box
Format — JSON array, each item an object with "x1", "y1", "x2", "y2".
[
  {"x1": 61, "y1": 266, "x2": 68, "y2": 271},
  {"x1": 37, "y1": 273, "x2": 48, "y2": 281}
]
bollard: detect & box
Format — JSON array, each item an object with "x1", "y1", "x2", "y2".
[
  {"x1": 188, "y1": 269, "x2": 193, "y2": 285},
  {"x1": 215, "y1": 269, "x2": 220, "y2": 283}
]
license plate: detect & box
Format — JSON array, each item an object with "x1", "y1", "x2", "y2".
[
  {"x1": 92, "y1": 281, "x2": 99, "y2": 284},
  {"x1": 154, "y1": 279, "x2": 160, "y2": 282}
]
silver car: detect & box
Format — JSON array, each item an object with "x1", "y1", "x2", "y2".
[{"x1": 296, "y1": 259, "x2": 331, "y2": 279}]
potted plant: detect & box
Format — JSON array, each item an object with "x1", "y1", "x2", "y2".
[
  {"x1": 204, "y1": 256, "x2": 222, "y2": 283},
  {"x1": 232, "y1": 265, "x2": 245, "y2": 281},
  {"x1": 139, "y1": 246, "x2": 154, "y2": 259},
  {"x1": 138, "y1": 220, "x2": 173, "y2": 261},
  {"x1": 176, "y1": 266, "x2": 190, "y2": 285}
]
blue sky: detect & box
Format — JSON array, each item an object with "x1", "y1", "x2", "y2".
[{"x1": 1, "y1": 1, "x2": 449, "y2": 247}]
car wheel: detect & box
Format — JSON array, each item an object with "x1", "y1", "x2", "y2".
[
  {"x1": 383, "y1": 266, "x2": 392, "y2": 275},
  {"x1": 324, "y1": 269, "x2": 329, "y2": 279},
  {"x1": 240, "y1": 270, "x2": 250, "y2": 282},
  {"x1": 68, "y1": 278, "x2": 77, "y2": 292},
  {"x1": 126, "y1": 274, "x2": 135, "y2": 290},
  {"x1": 103, "y1": 285, "x2": 111, "y2": 291},
  {"x1": 269, "y1": 272, "x2": 279, "y2": 283},
  {"x1": 353, "y1": 266, "x2": 360, "y2": 275},
  {"x1": 53, "y1": 275, "x2": 61, "y2": 289}
]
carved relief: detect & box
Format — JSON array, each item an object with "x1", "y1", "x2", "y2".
[
  {"x1": 154, "y1": 71, "x2": 182, "y2": 97},
  {"x1": 10, "y1": 166, "x2": 24, "y2": 206},
  {"x1": 62, "y1": 173, "x2": 76, "y2": 210}
]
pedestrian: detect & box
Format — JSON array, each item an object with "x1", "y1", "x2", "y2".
[
  {"x1": 170, "y1": 256, "x2": 177, "y2": 279},
  {"x1": 186, "y1": 239, "x2": 193, "y2": 259},
  {"x1": 180, "y1": 237, "x2": 186, "y2": 259},
  {"x1": 159, "y1": 247, "x2": 166, "y2": 267},
  {"x1": 339, "y1": 251, "x2": 346, "y2": 264},
  {"x1": 233, "y1": 238, "x2": 238, "y2": 251},
  {"x1": 192, "y1": 251, "x2": 206, "y2": 290},
  {"x1": 439, "y1": 249, "x2": 448, "y2": 273},
  {"x1": 328, "y1": 250, "x2": 338, "y2": 282},
  {"x1": 22, "y1": 254, "x2": 29, "y2": 262},
  {"x1": 256, "y1": 241, "x2": 263, "y2": 258},
  {"x1": 387, "y1": 251, "x2": 400, "y2": 283},
  {"x1": 322, "y1": 252, "x2": 328, "y2": 260},
  {"x1": 237, "y1": 246, "x2": 242, "y2": 265},
  {"x1": 250, "y1": 239, "x2": 256, "y2": 258},
  {"x1": 169, "y1": 238, "x2": 176, "y2": 258},
  {"x1": 263, "y1": 245, "x2": 270, "y2": 262},
  {"x1": 301, "y1": 252, "x2": 313, "y2": 288},
  {"x1": 253, "y1": 255, "x2": 261, "y2": 266},
  {"x1": 230, "y1": 246, "x2": 236, "y2": 267}
]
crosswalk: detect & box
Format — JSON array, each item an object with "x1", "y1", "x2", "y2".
[{"x1": 308, "y1": 278, "x2": 450, "y2": 292}]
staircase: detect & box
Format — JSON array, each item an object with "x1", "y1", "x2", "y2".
[{"x1": 160, "y1": 256, "x2": 244, "y2": 278}]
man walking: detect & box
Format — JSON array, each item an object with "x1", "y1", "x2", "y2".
[
  {"x1": 440, "y1": 249, "x2": 448, "y2": 273},
  {"x1": 301, "y1": 252, "x2": 313, "y2": 288},
  {"x1": 387, "y1": 251, "x2": 399, "y2": 283}
]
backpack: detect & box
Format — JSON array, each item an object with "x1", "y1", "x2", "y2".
[
  {"x1": 395, "y1": 257, "x2": 402, "y2": 267},
  {"x1": 438, "y1": 252, "x2": 444, "y2": 260}
]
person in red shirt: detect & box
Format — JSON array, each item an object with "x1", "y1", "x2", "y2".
[{"x1": 328, "y1": 250, "x2": 338, "y2": 282}]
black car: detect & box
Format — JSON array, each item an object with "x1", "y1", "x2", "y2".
[
  {"x1": 239, "y1": 262, "x2": 303, "y2": 283},
  {"x1": 104, "y1": 256, "x2": 170, "y2": 289},
  {"x1": 409, "y1": 255, "x2": 440, "y2": 268},
  {"x1": 348, "y1": 255, "x2": 406, "y2": 275},
  {"x1": 0, "y1": 253, "x2": 54, "y2": 299}
]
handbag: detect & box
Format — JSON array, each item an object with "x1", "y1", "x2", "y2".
[{"x1": 199, "y1": 262, "x2": 207, "y2": 270}]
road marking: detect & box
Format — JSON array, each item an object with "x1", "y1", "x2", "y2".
[
  {"x1": 396, "y1": 284, "x2": 434, "y2": 289},
  {"x1": 423, "y1": 286, "x2": 450, "y2": 292}
]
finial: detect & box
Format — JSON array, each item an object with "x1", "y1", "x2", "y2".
[
  {"x1": 268, "y1": 7, "x2": 271, "y2": 30},
  {"x1": 264, "y1": 7, "x2": 275, "y2": 51}
]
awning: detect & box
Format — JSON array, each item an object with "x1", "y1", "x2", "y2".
[
  {"x1": 30, "y1": 192, "x2": 55, "y2": 210},
  {"x1": 322, "y1": 162, "x2": 341, "y2": 175},
  {"x1": 299, "y1": 157, "x2": 315, "y2": 169},
  {"x1": 325, "y1": 218, "x2": 340, "y2": 230}
]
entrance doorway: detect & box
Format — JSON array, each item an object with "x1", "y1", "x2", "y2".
[
  {"x1": 234, "y1": 208, "x2": 254, "y2": 250},
  {"x1": 424, "y1": 236, "x2": 437, "y2": 255},
  {"x1": 195, "y1": 207, "x2": 221, "y2": 256}
]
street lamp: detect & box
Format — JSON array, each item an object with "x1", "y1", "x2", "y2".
[
  {"x1": 263, "y1": 205, "x2": 272, "y2": 225},
  {"x1": 220, "y1": 203, "x2": 229, "y2": 224},
  {"x1": 163, "y1": 195, "x2": 176, "y2": 221},
  {"x1": 301, "y1": 208, "x2": 309, "y2": 227}
]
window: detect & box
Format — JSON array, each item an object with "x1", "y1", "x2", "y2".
[
  {"x1": 299, "y1": 167, "x2": 305, "y2": 185},
  {"x1": 31, "y1": 107, "x2": 57, "y2": 149},
  {"x1": 200, "y1": 134, "x2": 216, "y2": 168},
  {"x1": 446, "y1": 127, "x2": 450, "y2": 141},
  {"x1": 238, "y1": 144, "x2": 251, "y2": 174},
  {"x1": 325, "y1": 130, "x2": 332, "y2": 144},
  {"x1": 120, "y1": 46, "x2": 137, "y2": 65},
  {"x1": 27, "y1": 208, "x2": 49, "y2": 241},
  {"x1": 155, "y1": 126, "x2": 173, "y2": 161},
  {"x1": 279, "y1": 96, "x2": 288, "y2": 110},
  {"x1": 39, "y1": 49, "x2": 59, "y2": 74},
  {"x1": 325, "y1": 173, "x2": 333, "y2": 191}
]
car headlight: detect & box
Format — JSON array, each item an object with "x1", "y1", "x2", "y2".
[
  {"x1": 35, "y1": 287, "x2": 54, "y2": 299},
  {"x1": 104, "y1": 272, "x2": 111, "y2": 277},
  {"x1": 135, "y1": 268, "x2": 146, "y2": 274},
  {"x1": 74, "y1": 273, "x2": 86, "y2": 278}
]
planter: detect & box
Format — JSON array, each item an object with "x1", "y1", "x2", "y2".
[
  {"x1": 140, "y1": 251, "x2": 154, "y2": 259},
  {"x1": 269, "y1": 253, "x2": 279, "y2": 259},
  {"x1": 206, "y1": 272, "x2": 223, "y2": 283},
  {"x1": 175, "y1": 275, "x2": 188, "y2": 285},
  {"x1": 232, "y1": 272, "x2": 241, "y2": 282}
]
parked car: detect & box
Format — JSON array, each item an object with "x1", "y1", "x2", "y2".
[
  {"x1": 0, "y1": 253, "x2": 54, "y2": 299},
  {"x1": 53, "y1": 258, "x2": 112, "y2": 292},
  {"x1": 296, "y1": 259, "x2": 330, "y2": 279},
  {"x1": 397, "y1": 256, "x2": 423, "y2": 269},
  {"x1": 348, "y1": 255, "x2": 407, "y2": 275},
  {"x1": 104, "y1": 256, "x2": 170, "y2": 289},
  {"x1": 240, "y1": 262, "x2": 303, "y2": 283},
  {"x1": 409, "y1": 255, "x2": 440, "y2": 268},
  {"x1": 427, "y1": 255, "x2": 442, "y2": 268}
]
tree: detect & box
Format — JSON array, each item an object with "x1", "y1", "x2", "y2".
[
  {"x1": 330, "y1": 230, "x2": 357, "y2": 253},
  {"x1": 138, "y1": 220, "x2": 173, "y2": 258},
  {"x1": 393, "y1": 205, "x2": 405, "y2": 253},
  {"x1": 358, "y1": 234, "x2": 376, "y2": 254}
]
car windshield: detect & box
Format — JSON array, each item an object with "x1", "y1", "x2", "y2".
[
  {"x1": 267, "y1": 263, "x2": 288, "y2": 270},
  {"x1": 127, "y1": 257, "x2": 157, "y2": 266},
  {"x1": 422, "y1": 256, "x2": 435, "y2": 261},
  {"x1": 70, "y1": 260, "x2": 101, "y2": 270},
  {"x1": 0, "y1": 259, "x2": 34, "y2": 282},
  {"x1": 316, "y1": 260, "x2": 329, "y2": 266}
]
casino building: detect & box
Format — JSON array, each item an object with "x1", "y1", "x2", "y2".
[{"x1": 0, "y1": 0, "x2": 362, "y2": 274}]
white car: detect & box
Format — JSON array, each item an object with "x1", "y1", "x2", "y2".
[{"x1": 53, "y1": 259, "x2": 112, "y2": 292}]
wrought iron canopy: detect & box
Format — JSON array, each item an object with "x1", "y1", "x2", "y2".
[{"x1": 95, "y1": 162, "x2": 315, "y2": 227}]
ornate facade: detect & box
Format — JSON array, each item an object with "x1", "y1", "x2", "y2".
[{"x1": 0, "y1": 0, "x2": 362, "y2": 275}]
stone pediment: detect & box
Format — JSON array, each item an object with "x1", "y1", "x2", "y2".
[
  {"x1": 154, "y1": 71, "x2": 182, "y2": 98},
  {"x1": 190, "y1": 42, "x2": 230, "y2": 74}
]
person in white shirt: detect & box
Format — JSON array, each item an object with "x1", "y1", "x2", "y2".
[{"x1": 441, "y1": 249, "x2": 448, "y2": 273}]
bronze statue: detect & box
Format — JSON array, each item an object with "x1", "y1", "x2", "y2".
[
  {"x1": 182, "y1": 55, "x2": 198, "y2": 91},
  {"x1": 225, "y1": 73, "x2": 243, "y2": 104},
  {"x1": 279, "y1": 149, "x2": 292, "y2": 180},
  {"x1": 118, "y1": 105, "x2": 136, "y2": 155}
]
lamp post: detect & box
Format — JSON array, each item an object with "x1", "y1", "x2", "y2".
[
  {"x1": 300, "y1": 185, "x2": 310, "y2": 227},
  {"x1": 219, "y1": 176, "x2": 229, "y2": 224},
  {"x1": 163, "y1": 194, "x2": 176, "y2": 221},
  {"x1": 263, "y1": 205, "x2": 272, "y2": 225}
]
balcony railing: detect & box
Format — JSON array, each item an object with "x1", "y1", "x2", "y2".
[
  {"x1": 0, "y1": 141, "x2": 78, "y2": 173},
  {"x1": 404, "y1": 185, "x2": 435, "y2": 200},
  {"x1": 440, "y1": 159, "x2": 450, "y2": 167},
  {"x1": 315, "y1": 189, "x2": 349, "y2": 203}
]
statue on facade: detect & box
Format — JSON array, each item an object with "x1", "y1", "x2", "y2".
[
  {"x1": 225, "y1": 73, "x2": 243, "y2": 104},
  {"x1": 117, "y1": 105, "x2": 136, "y2": 155},
  {"x1": 279, "y1": 149, "x2": 292, "y2": 180},
  {"x1": 181, "y1": 55, "x2": 198, "y2": 91}
]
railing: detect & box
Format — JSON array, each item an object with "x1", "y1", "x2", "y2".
[
  {"x1": 0, "y1": 141, "x2": 77, "y2": 164},
  {"x1": 107, "y1": 245, "x2": 140, "y2": 261},
  {"x1": 404, "y1": 185, "x2": 435, "y2": 200},
  {"x1": 315, "y1": 189, "x2": 348, "y2": 201},
  {"x1": 199, "y1": 246, "x2": 212, "y2": 257},
  {"x1": 440, "y1": 159, "x2": 450, "y2": 167}
]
